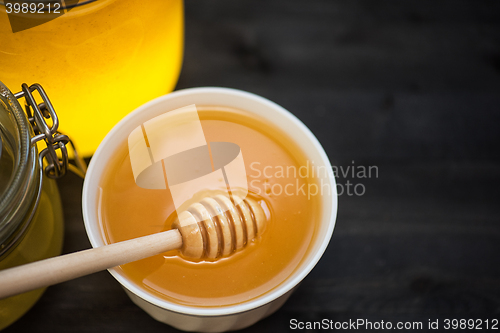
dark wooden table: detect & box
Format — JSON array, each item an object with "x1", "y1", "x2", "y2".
[{"x1": 5, "y1": 0, "x2": 500, "y2": 332}]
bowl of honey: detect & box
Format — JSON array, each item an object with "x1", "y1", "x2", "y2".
[{"x1": 82, "y1": 87, "x2": 337, "y2": 332}]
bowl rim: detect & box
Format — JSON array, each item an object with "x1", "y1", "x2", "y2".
[{"x1": 82, "y1": 87, "x2": 337, "y2": 317}]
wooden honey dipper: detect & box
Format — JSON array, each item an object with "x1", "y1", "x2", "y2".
[
  {"x1": 0, "y1": 195, "x2": 267, "y2": 299},
  {"x1": 174, "y1": 194, "x2": 266, "y2": 260}
]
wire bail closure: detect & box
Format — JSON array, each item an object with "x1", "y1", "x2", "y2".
[{"x1": 14, "y1": 83, "x2": 86, "y2": 179}]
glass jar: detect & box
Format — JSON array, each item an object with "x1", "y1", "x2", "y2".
[
  {"x1": 0, "y1": 81, "x2": 79, "y2": 329},
  {"x1": 0, "y1": 0, "x2": 184, "y2": 156}
]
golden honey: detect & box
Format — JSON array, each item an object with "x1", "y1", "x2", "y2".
[
  {"x1": 98, "y1": 108, "x2": 322, "y2": 307},
  {"x1": 0, "y1": 177, "x2": 64, "y2": 329},
  {"x1": 0, "y1": 0, "x2": 184, "y2": 156}
]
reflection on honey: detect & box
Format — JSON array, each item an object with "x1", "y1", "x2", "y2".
[
  {"x1": 98, "y1": 108, "x2": 321, "y2": 307},
  {"x1": 0, "y1": 0, "x2": 184, "y2": 156}
]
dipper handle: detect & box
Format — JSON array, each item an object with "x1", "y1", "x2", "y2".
[
  {"x1": 0, "y1": 229, "x2": 182, "y2": 299},
  {"x1": 0, "y1": 195, "x2": 268, "y2": 300}
]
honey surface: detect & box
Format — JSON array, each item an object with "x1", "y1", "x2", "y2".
[{"x1": 99, "y1": 108, "x2": 321, "y2": 307}]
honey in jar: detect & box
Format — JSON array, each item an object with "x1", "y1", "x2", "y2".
[
  {"x1": 0, "y1": 0, "x2": 184, "y2": 156},
  {"x1": 0, "y1": 82, "x2": 64, "y2": 329}
]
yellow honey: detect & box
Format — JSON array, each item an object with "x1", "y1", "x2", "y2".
[
  {"x1": 0, "y1": 177, "x2": 64, "y2": 330},
  {"x1": 98, "y1": 108, "x2": 322, "y2": 307},
  {"x1": 0, "y1": 0, "x2": 184, "y2": 156}
]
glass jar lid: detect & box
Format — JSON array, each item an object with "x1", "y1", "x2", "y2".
[
  {"x1": 0, "y1": 81, "x2": 38, "y2": 255},
  {"x1": 0, "y1": 81, "x2": 86, "y2": 256}
]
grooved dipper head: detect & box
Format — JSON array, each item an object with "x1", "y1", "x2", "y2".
[{"x1": 172, "y1": 194, "x2": 267, "y2": 260}]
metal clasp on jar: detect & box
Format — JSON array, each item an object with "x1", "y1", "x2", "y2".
[{"x1": 14, "y1": 83, "x2": 86, "y2": 179}]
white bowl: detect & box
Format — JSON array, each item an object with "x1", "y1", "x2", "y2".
[{"x1": 82, "y1": 87, "x2": 337, "y2": 332}]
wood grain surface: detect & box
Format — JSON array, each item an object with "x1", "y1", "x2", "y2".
[{"x1": 4, "y1": 0, "x2": 500, "y2": 332}]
